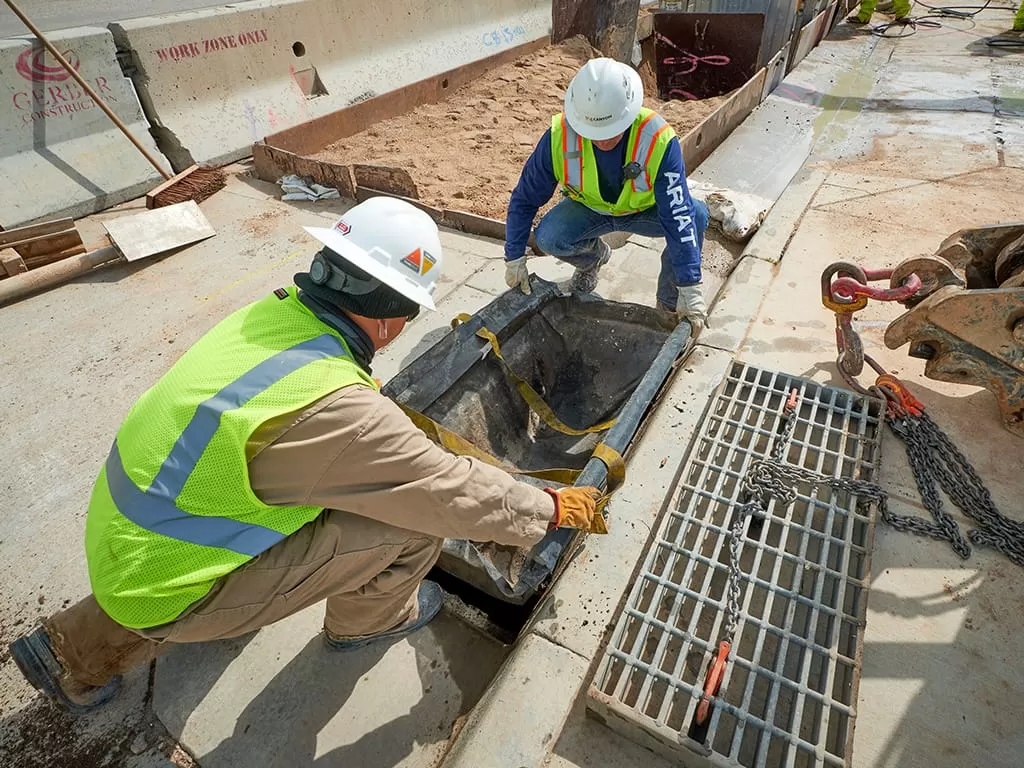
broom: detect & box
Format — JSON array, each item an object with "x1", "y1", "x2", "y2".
[{"x1": 3, "y1": 0, "x2": 225, "y2": 208}]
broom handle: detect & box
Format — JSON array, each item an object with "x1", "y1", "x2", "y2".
[{"x1": 3, "y1": 0, "x2": 172, "y2": 181}]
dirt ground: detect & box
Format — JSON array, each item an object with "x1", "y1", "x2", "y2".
[{"x1": 315, "y1": 37, "x2": 728, "y2": 220}]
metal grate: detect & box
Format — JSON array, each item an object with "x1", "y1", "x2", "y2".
[{"x1": 588, "y1": 362, "x2": 885, "y2": 768}]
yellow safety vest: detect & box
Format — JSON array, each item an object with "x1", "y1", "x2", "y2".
[
  {"x1": 550, "y1": 107, "x2": 676, "y2": 216},
  {"x1": 85, "y1": 287, "x2": 376, "y2": 628}
]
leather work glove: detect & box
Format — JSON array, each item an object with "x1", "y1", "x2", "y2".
[
  {"x1": 545, "y1": 486, "x2": 608, "y2": 534},
  {"x1": 504, "y1": 256, "x2": 532, "y2": 295},
  {"x1": 676, "y1": 283, "x2": 708, "y2": 331}
]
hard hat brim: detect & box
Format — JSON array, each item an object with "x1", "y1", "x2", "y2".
[
  {"x1": 564, "y1": 64, "x2": 644, "y2": 141},
  {"x1": 303, "y1": 225, "x2": 437, "y2": 311}
]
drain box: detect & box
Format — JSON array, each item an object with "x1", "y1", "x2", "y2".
[
  {"x1": 383, "y1": 277, "x2": 693, "y2": 606},
  {"x1": 588, "y1": 362, "x2": 884, "y2": 767}
]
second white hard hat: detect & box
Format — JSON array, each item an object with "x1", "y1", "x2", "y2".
[
  {"x1": 303, "y1": 196, "x2": 443, "y2": 310},
  {"x1": 564, "y1": 58, "x2": 644, "y2": 141}
]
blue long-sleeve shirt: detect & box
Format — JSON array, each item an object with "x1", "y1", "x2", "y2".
[{"x1": 504, "y1": 128, "x2": 703, "y2": 286}]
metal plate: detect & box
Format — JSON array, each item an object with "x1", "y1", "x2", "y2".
[
  {"x1": 588, "y1": 362, "x2": 885, "y2": 768},
  {"x1": 103, "y1": 200, "x2": 216, "y2": 262}
]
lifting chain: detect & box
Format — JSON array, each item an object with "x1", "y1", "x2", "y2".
[{"x1": 820, "y1": 261, "x2": 1024, "y2": 567}]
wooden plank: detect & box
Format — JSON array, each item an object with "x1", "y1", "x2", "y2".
[
  {"x1": 261, "y1": 37, "x2": 549, "y2": 157},
  {"x1": 8, "y1": 230, "x2": 85, "y2": 259},
  {"x1": 1, "y1": 249, "x2": 27, "y2": 278},
  {"x1": 0, "y1": 218, "x2": 75, "y2": 248},
  {"x1": 681, "y1": 68, "x2": 767, "y2": 172},
  {"x1": 23, "y1": 244, "x2": 89, "y2": 270},
  {"x1": 252, "y1": 143, "x2": 356, "y2": 199},
  {"x1": 352, "y1": 165, "x2": 419, "y2": 199}
]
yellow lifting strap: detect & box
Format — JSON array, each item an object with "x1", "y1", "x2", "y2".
[
  {"x1": 451, "y1": 313, "x2": 617, "y2": 436},
  {"x1": 397, "y1": 402, "x2": 627, "y2": 493}
]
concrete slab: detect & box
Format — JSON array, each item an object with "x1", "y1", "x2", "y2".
[
  {"x1": 154, "y1": 610, "x2": 507, "y2": 768},
  {"x1": 740, "y1": 166, "x2": 829, "y2": 264},
  {"x1": 700, "y1": 256, "x2": 777, "y2": 353},
  {"x1": 691, "y1": 93, "x2": 819, "y2": 203},
  {"x1": 441, "y1": 633, "x2": 587, "y2": 768},
  {"x1": 855, "y1": 496, "x2": 1024, "y2": 768},
  {"x1": 544, "y1": 697, "x2": 674, "y2": 768}
]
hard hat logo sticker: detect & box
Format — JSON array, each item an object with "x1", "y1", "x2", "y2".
[
  {"x1": 401, "y1": 248, "x2": 436, "y2": 276},
  {"x1": 334, "y1": 220, "x2": 351, "y2": 235}
]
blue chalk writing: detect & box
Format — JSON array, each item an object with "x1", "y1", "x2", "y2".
[{"x1": 483, "y1": 26, "x2": 528, "y2": 47}]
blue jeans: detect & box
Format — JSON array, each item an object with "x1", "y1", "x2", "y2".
[{"x1": 533, "y1": 197, "x2": 710, "y2": 308}]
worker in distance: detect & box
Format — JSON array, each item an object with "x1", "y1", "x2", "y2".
[{"x1": 503, "y1": 58, "x2": 710, "y2": 330}]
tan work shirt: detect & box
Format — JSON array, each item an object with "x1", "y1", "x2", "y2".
[{"x1": 247, "y1": 384, "x2": 555, "y2": 548}]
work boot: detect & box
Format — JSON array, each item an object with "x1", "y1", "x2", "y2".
[
  {"x1": 846, "y1": 13, "x2": 871, "y2": 24},
  {"x1": 9, "y1": 627, "x2": 122, "y2": 713},
  {"x1": 324, "y1": 580, "x2": 444, "y2": 651},
  {"x1": 569, "y1": 241, "x2": 612, "y2": 294}
]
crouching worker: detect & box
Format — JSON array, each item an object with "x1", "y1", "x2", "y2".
[
  {"x1": 10, "y1": 197, "x2": 602, "y2": 713},
  {"x1": 503, "y1": 58, "x2": 710, "y2": 330}
]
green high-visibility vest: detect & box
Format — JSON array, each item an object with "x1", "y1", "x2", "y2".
[
  {"x1": 85, "y1": 287, "x2": 376, "y2": 629},
  {"x1": 550, "y1": 107, "x2": 676, "y2": 216}
]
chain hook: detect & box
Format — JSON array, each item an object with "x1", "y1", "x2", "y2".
[{"x1": 696, "y1": 640, "x2": 731, "y2": 726}]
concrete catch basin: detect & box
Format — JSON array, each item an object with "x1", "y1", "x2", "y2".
[{"x1": 383, "y1": 277, "x2": 693, "y2": 633}]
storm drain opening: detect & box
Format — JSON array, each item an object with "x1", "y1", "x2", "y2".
[{"x1": 588, "y1": 362, "x2": 884, "y2": 768}]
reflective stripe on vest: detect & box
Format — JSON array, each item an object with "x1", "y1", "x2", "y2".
[
  {"x1": 106, "y1": 333, "x2": 348, "y2": 557},
  {"x1": 629, "y1": 112, "x2": 671, "y2": 193},
  {"x1": 560, "y1": 115, "x2": 583, "y2": 192}
]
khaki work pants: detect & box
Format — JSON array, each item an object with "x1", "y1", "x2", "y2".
[{"x1": 45, "y1": 510, "x2": 442, "y2": 687}]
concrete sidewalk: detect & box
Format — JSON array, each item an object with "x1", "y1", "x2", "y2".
[
  {"x1": 2, "y1": 6, "x2": 1022, "y2": 768},
  {"x1": 542, "y1": 8, "x2": 1024, "y2": 768}
]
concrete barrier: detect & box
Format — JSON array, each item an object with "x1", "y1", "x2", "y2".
[
  {"x1": 111, "y1": 0, "x2": 553, "y2": 171},
  {"x1": 0, "y1": 27, "x2": 168, "y2": 228}
]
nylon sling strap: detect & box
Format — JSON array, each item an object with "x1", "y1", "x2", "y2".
[
  {"x1": 396, "y1": 402, "x2": 627, "y2": 492},
  {"x1": 450, "y1": 313, "x2": 617, "y2": 436}
]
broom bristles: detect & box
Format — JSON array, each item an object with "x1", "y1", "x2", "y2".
[{"x1": 147, "y1": 165, "x2": 227, "y2": 209}]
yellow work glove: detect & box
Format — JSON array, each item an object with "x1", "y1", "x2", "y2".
[{"x1": 545, "y1": 486, "x2": 608, "y2": 534}]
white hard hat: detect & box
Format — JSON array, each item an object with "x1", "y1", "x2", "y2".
[
  {"x1": 564, "y1": 58, "x2": 644, "y2": 141},
  {"x1": 303, "y1": 196, "x2": 443, "y2": 310}
]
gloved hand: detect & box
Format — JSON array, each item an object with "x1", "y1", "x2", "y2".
[
  {"x1": 545, "y1": 486, "x2": 608, "y2": 534},
  {"x1": 676, "y1": 283, "x2": 708, "y2": 330},
  {"x1": 504, "y1": 256, "x2": 532, "y2": 295}
]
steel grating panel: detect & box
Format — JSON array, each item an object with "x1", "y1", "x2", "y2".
[{"x1": 588, "y1": 362, "x2": 885, "y2": 768}]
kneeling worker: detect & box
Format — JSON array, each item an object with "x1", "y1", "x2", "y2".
[
  {"x1": 503, "y1": 58, "x2": 710, "y2": 329},
  {"x1": 10, "y1": 197, "x2": 600, "y2": 713}
]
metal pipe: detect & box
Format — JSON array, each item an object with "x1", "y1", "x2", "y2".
[
  {"x1": 0, "y1": 247, "x2": 121, "y2": 307},
  {"x1": 577, "y1": 318, "x2": 694, "y2": 489},
  {"x1": 515, "y1": 320, "x2": 696, "y2": 599}
]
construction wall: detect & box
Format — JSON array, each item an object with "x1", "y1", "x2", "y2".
[
  {"x1": 0, "y1": 27, "x2": 168, "y2": 227},
  {"x1": 110, "y1": 0, "x2": 553, "y2": 171}
]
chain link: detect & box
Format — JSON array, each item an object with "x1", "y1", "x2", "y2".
[
  {"x1": 723, "y1": 410, "x2": 891, "y2": 642},
  {"x1": 723, "y1": 395, "x2": 1024, "y2": 645},
  {"x1": 886, "y1": 411, "x2": 1024, "y2": 566}
]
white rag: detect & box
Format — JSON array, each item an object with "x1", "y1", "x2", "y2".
[{"x1": 688, "y1": 180, "x2": 772, "y2": 243}]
